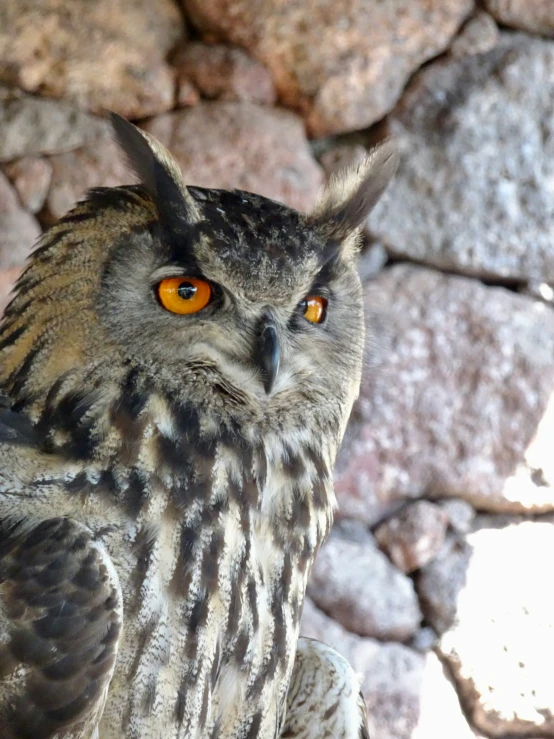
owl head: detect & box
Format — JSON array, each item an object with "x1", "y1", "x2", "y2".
[{"x1": 0, "y1": 115, "x2": 397, "y2": 450}]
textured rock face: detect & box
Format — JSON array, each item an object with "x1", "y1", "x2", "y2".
[
  {"x1": 183, "y1": 0, "x2": 474, "y2": 136},
  {"x1": 0, "y1": 0, "x2": 184, "y2": 117},
  {"x1": 0, "y1": 87, "x2": 107, "y2": 162},
  {"x1": 173, "y1": 43, "x2": 276, "y2": 105},
  {"x1": 437, "y1": 520, "x2": 554, "y2": 736},
  {"x1": 0, "y1": 171, "x2": 40, "y2": 270},
  {"x1": 142, "y1": 103, "x2": 323, "y2": 211},
  {"x1": 371, "y1": 33, "x2": 554, "y2": 283},
  {"x1": 301, "y1": 599, "x2": 426, "y2": 739},
  {"x1": 374, "y1": 501, "x2": 448, "y2": 573},
  {"x1": 484, "y1": 0, "x2": 554, "y2": 36},
  {"x1": 45, "y1": 103, "x2": 323, "y2": 220},
  {"x1": 307, "y1": 530, "x2": 422, "y2": 640},
  {"x1": 335, "y1": 265, "x2": 554, "y2": 524},
  {"x1": 3, "y1": 157, "x2": 52, "y2": 214}
]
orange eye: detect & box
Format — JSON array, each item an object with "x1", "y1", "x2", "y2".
[
  {"x1": 157, "y1": 277, "x2": 212, "y2": 315},
  {"x1": 301, "y1": 295, "x2": 327, "y2": 324}
]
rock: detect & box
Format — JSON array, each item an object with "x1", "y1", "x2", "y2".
[
  {"x1": 374, "y1": 501, "x2": 448, "y2": 573},
  {"x1": 483, "y1": 0, "x2": 554, "y2": 37},
  {"x1": 416, "y1": 535, "x2": 473, "y2": 634},
  {"x1": 307, "y1": 529, "x2": 422, "y2": 640},
  {"x1": 440, "y1": 499, "x2": 476, "y2": 534},
  {"x1": 412, "y1": 651, "x2": 484, "y2": 738},
  {"x1": 45, "y1": 103, "x2": 323, "y2": 219},
  {"x1": 143, "y1": 103, "x2": 323, "y2": 211},
  {"x1": 173, "y1": 43, "x2": 276, "y2": 105},
  {"x1": 357, "y1": 241, "x2": 388, "y2": 281},
  {"x1": 3, "y1": 157, "x2": 52, "y2": 213},
  {"x1": 301, "y1": 599, "x2": 427, "y2": 739},
  {"x1": 0, "y1": 171, "x2": 40, "y2": 270},
  {"x1": 0, "y1": 0, "x2": 184, "y2": 118},
  {"x1": 438, "y1": 520, "x2": 554, "y2": 735},
  {"x1": 450, "y1": 11, "x2": 500, "y2": 57},
  {"x1": 409, "y1": 627, "x2": 438, "y2": 654},
  {"x1": 0, "y1": 86, "x2": 107, "y2": 162},
  {"x1": 319, "y1": 144, "x2": 368, "y2": 178},
  {"x1": 370, "y1": 33, "x2": 554, "y2": 283},
  {"x1": 183, "y1": 0, "x2": 474, "y2": 136},
  {"x1": 335, "y1": 265, "x2": 554, "y2": 524},
  {"x1": 0, "y1": 267, "x2": 24, "y2": 316},
  {"x1": 45, "y1": 136, "x2": 130, "y2": 221}
]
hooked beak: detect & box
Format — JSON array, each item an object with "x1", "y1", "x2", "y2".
[{"x1": 257, "y1": 315, "x2": 280, "y2": 395}]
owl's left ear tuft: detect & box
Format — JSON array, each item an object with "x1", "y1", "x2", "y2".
[
  {"x1": 309, "y1": 140, "x2": 399, "y2": 240},
  {"x1": 110, "y1": 112, "x2": 201, "y2": 228}
]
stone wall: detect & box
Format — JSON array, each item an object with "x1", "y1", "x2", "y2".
[{"x1": 1, "y1": 2, "x2": 554, "y2": 737}]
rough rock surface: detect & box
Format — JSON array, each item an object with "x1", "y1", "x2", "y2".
[
  {"x1": 45, "y1": 103, "x2": 322, "y2": 219},
  {"x1": 3, "y1": 157, "x2": 52, "y2": 213},
  {"x1": 0, "y1": 170, "x2": 40, "y2": 270},
  {"x1": 307, "y1": 529, "x2": 422, "y2": 640},
  {"x1": 45, "y1": 136, "x2": 130, "y2": 222},
  {"x1": 143, "y1": 103, "x2": 323, "y2": 211},
  {"x1": 0, "y1": 0, "x2": 184, "y2": 117},
  {"x1": 438, "y1": 520, "x2": 554, "y2": 735},
  {"x1": 173, "y1": 43, "x2": 276, "y2": 105},
  {"x1": 301, "y1": 599, "x2": 427, "y2": 739},
  {"x1": 0, "y1": 86, "x2": 107, "y2": 162},
  {"x1": 183, "y1": 0, "x2": 474, "y2": 136},
  {"x1": 335, "y1": 265, "x2": 554, "y2": 525},
  {"x1": 484, "y1": 0, "x2": 554, "y2": 37},
  {"x1": 440, "y1": 499, "x2": 476, "y2": 534},
  {"x1": 374, "y1": 501, "x2": 448, "y2": 573},
  {"x1": 450, "y1": 11, "x2": 500, "y2": 57},
  {"x1": 371, "y1": 33, "x2": 554, "y2": 283},
  {"x1": 416, "y1": 535, "x2": 473, "y2": 635}
]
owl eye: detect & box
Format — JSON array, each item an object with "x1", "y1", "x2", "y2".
[
  {"x1": 157, "y1": 277, "x2": 212, "y2": 315},
  {"x1": 300, "y1": 295, "x2": 327, "y2": 324}
]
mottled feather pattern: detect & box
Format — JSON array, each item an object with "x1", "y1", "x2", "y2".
[{"x1": 0, "y1": 115, "x2": 397, "y2": 737}]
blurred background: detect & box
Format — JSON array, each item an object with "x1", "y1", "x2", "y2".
[{"x1": 1, "y1": 1, "x2": 554, "y2": 737}]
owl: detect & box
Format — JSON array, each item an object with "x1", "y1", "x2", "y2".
[{"x1": 0, "y1": 114, "x2": 397, "y2": 739}]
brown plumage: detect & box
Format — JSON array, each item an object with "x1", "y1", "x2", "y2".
[{"x1": 0, "y1": 114, "x2": 397, "y2": 739}]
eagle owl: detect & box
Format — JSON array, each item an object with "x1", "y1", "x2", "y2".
[{"x1": 0, "y1": 115, "x2": 397, "y2": 739}]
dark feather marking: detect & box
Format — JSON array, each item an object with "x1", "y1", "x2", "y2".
[
  {"x1": 175, "y1": 687, "x2": 186, "y2": 727},
  {"x1": 199, "y1": 679, "x2": 211, "y2": 729},
  {"x1": 169, "y1": 522, "x2": 200, "y2": 597},
  {"x1": 141, "y1": 676, "x2": 157, "y2": 716},
  {"x1": 0, "y1": 517, "x2": 121, "y2": 738},
  {"x1": 245, "y1": 710, "x2": 262, "y2": 738}
]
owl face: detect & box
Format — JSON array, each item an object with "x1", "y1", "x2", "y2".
[
  {"x1": 0, "y1": 115, "x2": 397, "y2": 435},
  {"x1": 98, "y1": 185, "x2": 364, "y2": 417}
]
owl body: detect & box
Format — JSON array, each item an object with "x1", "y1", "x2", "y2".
[{"x1": 0, "y1": 117, "x2": 397, "y2": 738}]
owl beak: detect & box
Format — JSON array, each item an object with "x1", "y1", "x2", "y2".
[{"x1": 258, "y1": 318, "x2": 280, "y2": 395}]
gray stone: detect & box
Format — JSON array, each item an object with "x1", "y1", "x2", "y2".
[
  {"x1": 307, "y1": 529, "x2": 422, "y2": 640},
  {"x1": 484, "y1": 0, "x2": 554, "y2": 37},
  {"x1": 370, "y1": 34, "x2": 554, "y2": 283},
  {"x1": 172, "y1": 43, "x2": 276, "y2": 105},
  {"x1": 438, "y1": 520, "x2": 554, "y2": 735},
  {"x1": 440, "y1": 499, "x2": 476, "y2": 534},
  {"x1": 143, "y1": 103, "x2": 323, "y2": 211},
  {"x1": 416, "y1": 534, "x2": 472, "y2": 634},
  {"x1": 183, "y1": 0, "x2": 474, "y2": 136},
  {"x1": 374, "y1": 501, "x2": 448, "y2": 573},
  {"x1": 0, "y1": 0, "x2": 184, "y2": 117},
  {"x1": 450, "y1": 11, "x2": 500, "y2": 57},
  {"x1": 0, "y1": 170, "x2": 40, "y2": 270},
  {"x1": 3, "y1": 157, "x2": 52, "y2": 213},
  {"x1": 301, "y1": 599, "x2": 427, "y2": 739},
  {"x1": 335, "y1": 265, "x2": 554, "y2": 524},
  {"x1": 0, "y1": 87, "x2": 107, "y2": 162}
]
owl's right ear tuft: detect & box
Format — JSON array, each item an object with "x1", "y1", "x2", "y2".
[
  {"x1": 310, "y1": 140, "x2": 399, "y2": 240},
  {"x1": 110, "y1": 112, "x2": 201, "y2": 228}
]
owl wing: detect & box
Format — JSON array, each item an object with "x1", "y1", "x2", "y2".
[
  {"x1": 0, "y1": 516, "x2": 122, "y2": 739},
  {"x1": 282, "y1": 637, "x2": 369, "y2": 739}
]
